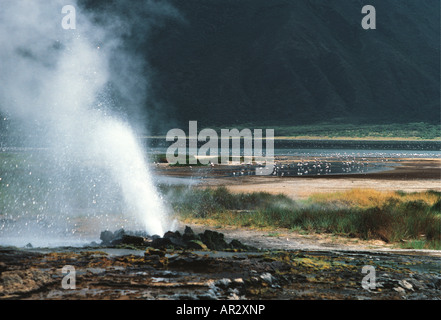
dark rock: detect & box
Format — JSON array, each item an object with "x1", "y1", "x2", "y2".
[
  {"x1": 215, "y1": 278, "x2": 232, "y2": 289},
  {"x1": 100, "y1": 230, "x2": 115, "y2": 245},
  {"x1": 434, "y1": 277, "x2": 441, "y2": 290},
  {"x1": 187, "y1": 240, "x2": 208, "y2": 250},
  {"x1": 120, "y1": 234, "x2": 147, "y2": 246},
  {"x1": 151, "y1": 237, "x2": 173, "y2": 249},
  {"x1": 100, "y1": 229, "x2": 149, "y2": 247},
  {"x1": 229, "y1": 239, "x2": 256, "y2": 251},
  {"x1": 199, "y1": 230, "x2": 229, "y2": 251},
  {"x1": 99, "y1": 227, "x2": 256, "y2": 252},
  {"x1": 183, "y1": 226, "x2": 200, "y2": 242},
  {"x1": 169, "y1": 237, "x2": 188, "y2": 249},
  {"x1": 163, "y1": 230, "x2": 187, "y2": 249},
  {"x1": 113, "y1": 228, "x2": 126, "y2": 240},
  {"x1": 99, "y1": 228, "x2": 127, "y2": 245},
  {"x1": 163, "y1": 231, "x2": 179, "y2": 239}
]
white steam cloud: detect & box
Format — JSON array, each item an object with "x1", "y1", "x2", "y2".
[{"x1": 0, "y1": 0, "x2": 174, "y2": 245}]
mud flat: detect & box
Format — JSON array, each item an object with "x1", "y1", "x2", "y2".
[{"x1": 154, "y1": 158, "x2": 441, "y2": 200}]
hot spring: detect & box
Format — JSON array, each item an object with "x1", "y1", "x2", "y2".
[{"x1": 0, "y1": 1, "x2": 172, "y2": 247}]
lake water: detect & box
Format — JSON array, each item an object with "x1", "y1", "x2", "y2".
[{"x1": 144, "y1": 138, "x2": 441, "y2": 159}]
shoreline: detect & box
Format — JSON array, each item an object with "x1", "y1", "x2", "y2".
[
  {"x1": 141, "y1": 136, "x2": 441, "y2": 142},
  {"x1": 154, "y1": 158, "x2": 441, "y2": 200}
]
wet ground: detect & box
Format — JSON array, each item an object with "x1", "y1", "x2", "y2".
[{"x1": 1, "y1": 226, "x2": 440, "y2": 300}]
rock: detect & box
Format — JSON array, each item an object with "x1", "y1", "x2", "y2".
[
  {"x1": 393, "y1": 287, "x2": 406, "y2": 294},
  {"x1": 99, "y1": 230, "x2": 115, "y2": 245},
  {"x1": 183, "y1": 226, "x2": 200, "y2": 242},
  {"x1": 100, "y1": 229, "x2": 150, "y2": 247},
  {"x1": 163, "y1": 231, "x2": 188, "y2": 249},
  {"x1": 0, "y1": 269, "x2": 54, "y2": 296},
  {"x1": 99, "y1": 227, "x2": 256, "y2": 252},
  {"x1": 187, "y1": 240, "x2": 208, "y2": 250},
  {"x1": 199, "y1": 230, "x2": 229, "y2": 251},
  {"x1": 100, "y1": 228, "x2": 127, "y2": 246},
  {"x1": 145, "y1": 247, "x2": 166, "y2": 257},
  {"x1": 120, "y1": 234, "x2": 147, "y2": 247},
  {"x1": 197, "y1": 290, "x2": 219, "y2": 300},
  {"x1": 434, "y1": 277, "x2": 441, "y2": 290},
  {"x1": 151, "y1": 237, "x2": 173, "y2": 249},
  {"x1": 229, "y1": 239, "x2": 254, "y2": 251},
  {"x1": 228, "y1": 289, "x2": 241, "y2": 300},
  {"x1": 398, "y1": 279, "x2": 414, "y2": 291},
  {"x1": 260, "y1": 273, "x2": 274, "y2": 285},
  {"x1": 164, "y1": 231, "x2": 181, "y2": 239},
  {"x1": 405, "y1": 278, "x2": 426, "y2": 291},
  {"x1": 113, "y1": 228, "x2": 125, "y2": 238},
  {"x1": 376, "y1": 274, "x2": 398, "y2": 289},
  {"x1": 216, "y1": 278, "x2": 232, "y2": 288}
]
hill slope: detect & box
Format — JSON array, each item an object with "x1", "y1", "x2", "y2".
[{"x1": 83, "y1": 0, "x2": 440, "y2": 131}]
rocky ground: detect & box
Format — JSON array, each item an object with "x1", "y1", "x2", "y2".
[{"x1": 0, "y1": 226, "x2": 440, "y2": 300}]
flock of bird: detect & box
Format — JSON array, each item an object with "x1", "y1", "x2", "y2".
[{"x1": 231, "y1": 158, "x2": 371, "y2": 177}]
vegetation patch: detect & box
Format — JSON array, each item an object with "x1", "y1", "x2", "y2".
[{"x1": 162, "y1": 186, "x2": 441, "y2": 250}]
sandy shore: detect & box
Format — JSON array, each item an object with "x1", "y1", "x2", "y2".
[{"x1": 213, "y1": 176, "x2": 441, "y2": 200}]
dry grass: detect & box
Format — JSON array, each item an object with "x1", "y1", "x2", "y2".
[{"x1": 308, "y1": 188, "x2": 440, "y2": 208}]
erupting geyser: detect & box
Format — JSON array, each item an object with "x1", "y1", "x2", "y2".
[{"x1": 0, "y1": 0, "x2": 171, "y2": 246}]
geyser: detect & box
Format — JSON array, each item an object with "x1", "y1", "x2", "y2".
[{"x1": 0, "y1": 0, "x2": 171, "y2": 246}]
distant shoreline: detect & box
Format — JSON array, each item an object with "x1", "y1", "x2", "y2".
[
  {"x1": 141, "y1": 135, "x2": 441, "y2": 142},
  {"x1": 271, "y1": 136, "x2": 441, "y2": 141}
]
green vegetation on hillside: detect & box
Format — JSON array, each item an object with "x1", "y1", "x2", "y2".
[{"x1": 209, "y1": 122, "x2": 440, "y2": 140}]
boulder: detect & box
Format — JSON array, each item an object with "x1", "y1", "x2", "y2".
[
  {"x1": 99, "y1": 230, "x2": 115, "y2": 246},
  {"x1": 187, "y1": 240, "x2": 208, "y2": 250},
  {"x1": 163, "y1": 230, "x2": 187, "y2": 249},
  {"x1": 151, "y1": 237, "x2": 173, "y2": 249},
  {"x1": 100, "y1": 229, "x2": 148, "y2": 247},
  {"x1": 229, "y1": 239, "x2": 253, "y2": 251},
  {"x1": 183, "y1": 226, "x2": 200, "y2": 242},
  {"x1": 199, "y1": 230, "x2": 229, "y2": 251},
  {"x1": 120, "y1": 234, "x2": 147, "y2": 246}
]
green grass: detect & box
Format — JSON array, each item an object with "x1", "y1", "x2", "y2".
[
  {"x1": 161, "y1": 186, "x2": 441, "y2": 250},
  {"x1": 209, "y1": 122, "x2": 441, "y2": 140}
]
